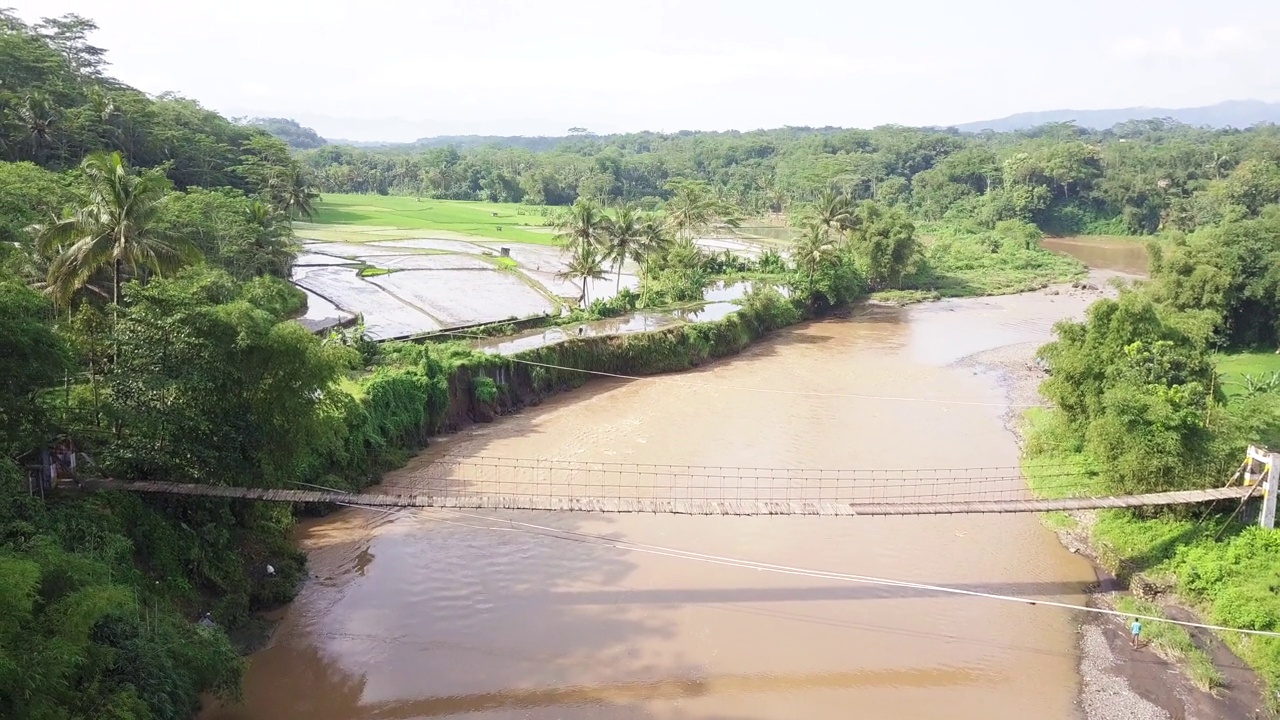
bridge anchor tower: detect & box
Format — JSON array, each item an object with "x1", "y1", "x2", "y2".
[{"x1": 1247, "y1": 445, "x2": 1278, "y2": 530}]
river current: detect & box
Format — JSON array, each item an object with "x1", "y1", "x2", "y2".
[{"x1": 204, "y1": 241, "x2": 1145, "y2": 720}]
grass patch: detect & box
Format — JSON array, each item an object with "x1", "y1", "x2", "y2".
[
  {"x1": 904, "y1": 228, "x2": 1086, "y2": 298},
  {"x1": 492, "y1": 255, "x2": 518, "y2": 271},
  {"x1": 709, "y1": 271, "x2": 790, "y2": 283},
  {"x1": 1116, "y1": 597, "x2": 1224, "y2": 692},
  {"x1": 1041, "y1": 511, "x2": 1078, "y2": 531},
  {"x1": 1215, "y1": 351, "x2": 1280, "y2": 399},
  {"x1": 310, "y1": 194, "x2": 560, "y2": 244},
  {"x1": 1020, "y1": 408, "x2": 1100, "y2": 497},
  {"x1": 357, "y1": 265, "x2": 392, "y2": 277},
  {"x1": 870, "y1": 289, "x2": 939, "y2": 305},
  {"x1": 1019, "y1": 408, "x2": 1096, "y2": 532},
  {"x1": 335, "y1": 373, "x2": 368, "y2": 400}
]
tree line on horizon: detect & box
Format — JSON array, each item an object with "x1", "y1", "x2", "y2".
[{"x1": 295, "y1": 117, "x2": 1280, "y2": 237}]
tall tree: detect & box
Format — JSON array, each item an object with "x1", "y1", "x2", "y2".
[
  {"x1": 554, "y1": 197, "x2": 607, "y2": 253},
  {"x1": 636, "y1": 214, "x2": 671, "y2": 264},
  {"x1": 35, "y1": 13, "x2": 107, "y2": 78},
  {"x1": 846, "y1": 200, "x2": 919, "y2": 289},
  {"x1": 268, "y1": 166, "x2": 318, "y2": 220},
  {"x1": 35, "y1": 151, "x2": 199, "y2": 307},
  {"x1": 557, "y1": 241, "x2": 607, "y2": 307},
  {"x1": 10, "y1": 92, "x2": 57, "y2": 164},
  {"x1": 601, "y1": 203, "x2": 643, "y2": 293},
  {"x1": 811, "y1": 188, "x2": 854, "y2": 237},
  {"x1": 664, "y1": 179, "x2": 741, "y2": 240},
  {"x1": 0, "y1": 276, "x2": 68, "y2": 454},
  {"x1": 792, "y1": 220, "x2": 838, "y2": 288}
]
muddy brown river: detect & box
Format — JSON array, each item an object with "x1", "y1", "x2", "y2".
[
  {"x1": 1041, "y1": 237, "x2": 1149, "y2": 276},
  {"x1": 204, "y1": 244, "x2": 1141, "y2": 720}
]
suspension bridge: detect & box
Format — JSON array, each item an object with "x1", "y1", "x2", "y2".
[{"x1": 92, "y1": 450, "x2": 1278, "y2": 520}]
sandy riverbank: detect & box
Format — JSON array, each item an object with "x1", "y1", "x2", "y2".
[{"x1": 961, "y1": 275, "x2": 1269, "y2": 720}]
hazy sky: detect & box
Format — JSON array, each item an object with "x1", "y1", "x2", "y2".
[{"x1": 12, "y1": 0, "x2": 1280, "y2": 141}]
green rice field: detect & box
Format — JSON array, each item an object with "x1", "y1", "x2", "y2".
[{"x1": 308, "y1": 194, "x2": 560, "y2": 244}]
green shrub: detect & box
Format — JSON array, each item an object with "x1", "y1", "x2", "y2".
[{"x1": 473, "y1": 375, "x2": 498, "y2": 403}]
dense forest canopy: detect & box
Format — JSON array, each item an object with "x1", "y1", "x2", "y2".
[
  {"x1": 300, "y1": 120, "x2": 1280, "y2": 237},
  {"x1": 0, "y1": 13, "x2": 324, "y2": 719}
]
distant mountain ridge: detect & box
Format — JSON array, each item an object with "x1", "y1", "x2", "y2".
[{"x1": 954, "y1": 100, "x2": 1280, "y2": 132}]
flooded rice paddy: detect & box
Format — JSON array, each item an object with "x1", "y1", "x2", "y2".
[{"x1": 289, "y1": 235, "x2": 653, "y2": 339}]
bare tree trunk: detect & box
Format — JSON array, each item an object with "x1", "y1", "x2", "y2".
[
  {"x1": 112, "y1": 258, "x2": 121, "y2": 439},
  {"x1": 90, "y1": 363, "x2": 100, "y2": 428}
]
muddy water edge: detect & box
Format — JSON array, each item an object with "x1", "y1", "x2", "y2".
[
  {"x1": 200, "y1": 277, "x2": 1140, "y2": 719},
  {"x1": 1040, "y1": 236, "x2": 1149, "y2": 276}
]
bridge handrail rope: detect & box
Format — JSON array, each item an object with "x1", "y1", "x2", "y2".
[
  {"x1": 413, "y1": 453, "x2": 1105, "y2": 476},
  {"x1": 376, "y1": 458, "x2": 1114, "y2": 506}
]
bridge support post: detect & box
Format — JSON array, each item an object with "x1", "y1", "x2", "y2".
[{"x1": 1262, "y1": 452, "x2": 1278, "y2": 530}]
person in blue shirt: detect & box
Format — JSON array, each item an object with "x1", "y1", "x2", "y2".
[{"x1": 1130, "y1": 618, "x2": 1142, "y2": 648}]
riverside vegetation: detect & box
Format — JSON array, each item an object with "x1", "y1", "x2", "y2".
[
  {"x1": 2, "y1": 10, "x2": 1280, "y2": 720},
  {"x1": 1021, "y1": 207, "x2": 1280, "y2": 704}
]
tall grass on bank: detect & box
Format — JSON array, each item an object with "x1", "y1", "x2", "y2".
[
  {"x1": 1115, "y1": 597, "x2": 1224, "y2": 692},
  {"x1": 894, "y1": 224, "x2": 1086, "y2": 300}
]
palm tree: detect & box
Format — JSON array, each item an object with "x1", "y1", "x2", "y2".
[
  {"x1": 36, "y1": 152, "x2": 200, "y2": 308},
  {"x1": 636, "y1": 215, "x2": 671, "y2": 263},
  {"x1": 792, "y1": 221, "x2": 837, "y2": 287},
  {"x1": 12, "y1": 92, "x2": 56, "y2": 163},
  {"x1": 556, "y1": 242, "x2": 608, "y2": 308},
  {"x1": 555, "y1": 197, "x2": 607, "y2": 253},
  {"x1": 269, "y1": 167, "x2": 319, "y2": 220},
  {"x1": 664, "y1": 179, "x2": 741, "y2": 241},
  {"x1": 601, "y1": 203, "x2": 643, "y2": 293},
  {"x1": 812, "y1": 188, "x2": 854, "y2": 237}
]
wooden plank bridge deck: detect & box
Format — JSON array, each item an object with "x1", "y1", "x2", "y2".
[{"x1": 95, "y1": 481, "x2": 1254, "y2": 516}]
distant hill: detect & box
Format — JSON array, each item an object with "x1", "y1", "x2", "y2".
[
  {"x1": 243, "y1": 117, "x2": 328, "y2": 149},
  {"x1": 955, "y1": 100, "x2": 1280, "y2": 132}
]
